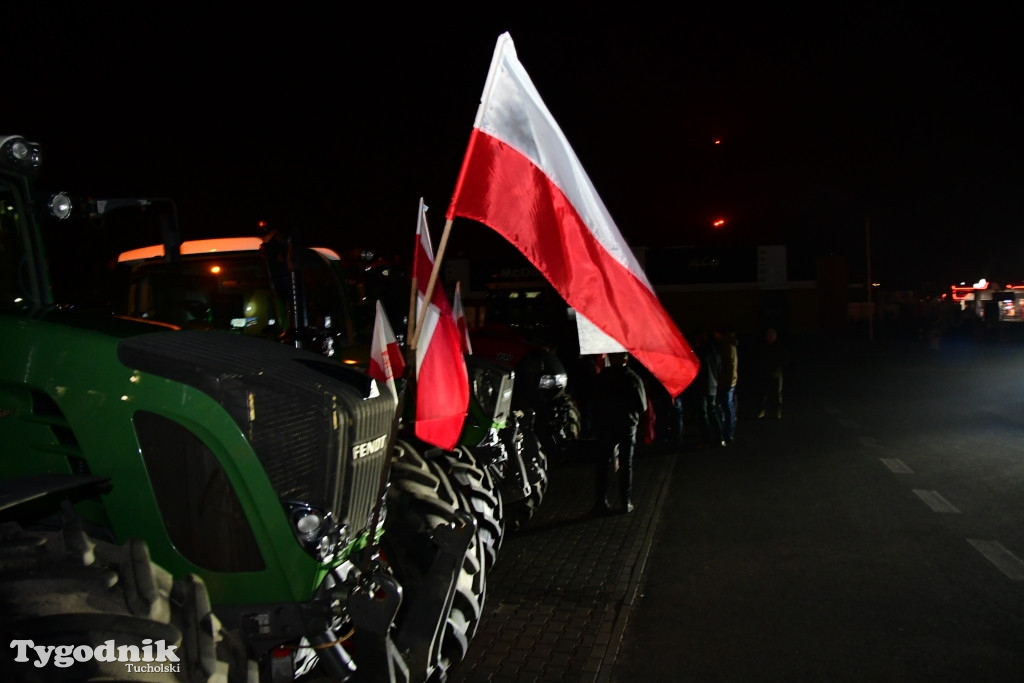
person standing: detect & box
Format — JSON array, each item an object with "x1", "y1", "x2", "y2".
[
  {"x1": 668, "y1": 393, "x2": 685, "y2": 447},
  {"x1": 591, "y1": 352, "x2": 647, "y2": 514},
  {"x1": 692, "y1": 329, "x2": 725, "y2": 448},
  {"x1": 715, "y1": 325, "x2": 739, "y2": 445},
  {"x1": 756, "y1": 327, "x2": 787, "y2": 419}
]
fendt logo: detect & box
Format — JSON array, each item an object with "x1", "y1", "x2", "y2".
[
  {"x1": 351, "y1": 435, "x2": 387, "y2": 460},
  {"x1": 9, "y1": 638, "x2": 180, "y2": 673}
]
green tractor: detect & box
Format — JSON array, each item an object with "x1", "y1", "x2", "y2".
[
  {"x1": 102, "y1": 214, "x2": 548, "y2": 544},
  {"x1": 0, "y1": 135, "x2": 490, "y2": 681}
]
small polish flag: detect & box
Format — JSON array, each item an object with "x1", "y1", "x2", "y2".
[
  {"x1": 412, "y1": 199, "x2": 469, "y2": 449},
  {"x1": 368, "y1": 300, "x2": 406, "y2": 404}
]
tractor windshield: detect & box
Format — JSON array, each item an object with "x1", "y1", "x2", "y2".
[{"x1": 124, "y1": 251, "x2": 284, "y2": 337}]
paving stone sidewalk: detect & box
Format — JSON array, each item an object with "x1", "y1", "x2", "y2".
[{"x1": 447, "y1": 441, "x2": 679, "y2": 682}]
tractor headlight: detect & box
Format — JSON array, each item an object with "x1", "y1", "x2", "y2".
[
  {"x1": 468, "y1": 357, "x2": 515, "y2": 425},
  {"x1": 471, "y1": 365, "x2": 499, "y2": 415},
  {"x1": 285, "y1": 501, "x2": 348, "y2": 562},
  {"x1": 538, "y1": 372, "x2": 568, "y2": 392},
  {"x1": 295, "y1": 510, "x2": 323, "y2": 538}
]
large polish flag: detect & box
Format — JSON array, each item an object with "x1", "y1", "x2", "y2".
[
  {"x1": 452, "y1": 281, "x2": 473, "y2": 355},
  {"x1": 413, "y1": 199, "x2": 469, "y2": 449},
  {"x1": 368, "y1": 300, "x2": 406, "y2": 405},
  {"x1": 446, "y1": 32, "x2": 698, "y2": 398}
]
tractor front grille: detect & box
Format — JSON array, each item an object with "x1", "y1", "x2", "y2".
[{"x1": 119, "y1": 331, "x2": 394, "y2": 530}]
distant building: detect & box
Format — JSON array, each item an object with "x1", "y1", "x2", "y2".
[
  {"x1": 447, "y1": 244, "x2": 848, "y2": 343},
  {"x1": 635, "y1": 245, "x2": 841, "y2": 337}
]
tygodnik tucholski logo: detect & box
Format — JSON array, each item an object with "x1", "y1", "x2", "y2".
[{"x1": 9, "y1": 638, "x2": 181, "y2": 673}]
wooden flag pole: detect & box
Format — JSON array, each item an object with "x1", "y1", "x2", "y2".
[
  {"x1": 410, "y1": 216, "x2": 455, "y2": 351},
  {"x1": 406, "y1": 199, "x2": 425, "y2": 351}
]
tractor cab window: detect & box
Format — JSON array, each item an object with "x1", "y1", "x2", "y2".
[
  {"x1": 296, "y1": 249, "x2": 353, "y2": 341},
  {"x1": 125, "y1": 253, "x2": 282, "y2": 339}
]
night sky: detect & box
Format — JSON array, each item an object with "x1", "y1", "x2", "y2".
[{"x1": 6, "y1": 4, "x2": 1022, "y2": 291}]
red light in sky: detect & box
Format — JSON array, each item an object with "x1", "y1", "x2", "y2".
[
  {"x1": 714, "y1": 139, "x2": 721, "y2": 145},
  {"x1": 712, "y1": 218, "x2": 726, "y2": 228}
]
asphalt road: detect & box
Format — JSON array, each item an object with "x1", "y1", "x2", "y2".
[{"x1": 611, "y1": 332, "x2": 1024, "y2": 682}]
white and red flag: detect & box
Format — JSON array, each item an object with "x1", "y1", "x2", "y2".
[
  {"x1": 368, "y1": 300, "x2": 406, "y2": 405},
  {"x1": 452, "y1": 281, "x2": 473, "y2": 355},
  {"x1": 412, "y1": 199, "x2": 469, "y2": 449},
  {"x1": 446, "y1": 32, "x2": 698, "y2": 398}
]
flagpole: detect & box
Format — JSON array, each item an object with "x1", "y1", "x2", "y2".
[
  {"x1": 409, "y1": 37, "x2": 507, "y2": 351},
  {"x1": 408, "y1": 198, "x2": 426, "y2": 347},
  {"x1": 410, "y1": 216, "x2": 455, "y2": 351},
  {"x1": 425, "y1": 38, "x2": 508, "y2": 344},
  {"x1": 416, "y1": 44, "x2": 496, "y2": 351}
]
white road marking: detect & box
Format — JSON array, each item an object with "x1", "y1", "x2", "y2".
[
  {"x1": 839, "y1": 418, "x2": 860, "y2": 429},
  {"x1": 912, "y1": 489, "x2": 961, "y2": 513},
  {"x1": 880, "y1": 458, "x2": 913, "y2": 474},
  {"x1": 858, "y1": 436, "x2": 881, "y2": 448},
  {"x1": 967, "y1": 539, "x2": 1024, "y2": 581}
]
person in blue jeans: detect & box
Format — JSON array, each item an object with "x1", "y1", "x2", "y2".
[{"x1": 714, "y1": 325, "x2": 739, "y2": 444}]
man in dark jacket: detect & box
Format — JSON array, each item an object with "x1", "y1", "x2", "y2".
[{"x1": 591, "y1": 352, "x2": 647, "y2": 514}]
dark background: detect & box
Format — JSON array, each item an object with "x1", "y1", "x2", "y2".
[{"x1": 5, "y1": 3, "x2": 1022, "y2": 292}]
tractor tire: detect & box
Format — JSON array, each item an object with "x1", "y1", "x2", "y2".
[
  {"x1": 562, "y1": 394, "x2": 583, "y2": 442},
  {"x1": 0, "y1": 503, "x2": 248, "y2": 683},
  {"x1": 505, "y1": 428, "x2": 549, "y2": 533},
  {"x1": 421, "y1": 457, "x2": 487, "y2": 655},
  {"x1": 439, "y1": 445, "x2": 505, "y2": 572},
  {"x1": 539, "y1": 392, "x2": 581, "y2": 456},
  {"x1": 385, "y1": 440, "x2": 487, "y2": 674}
]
